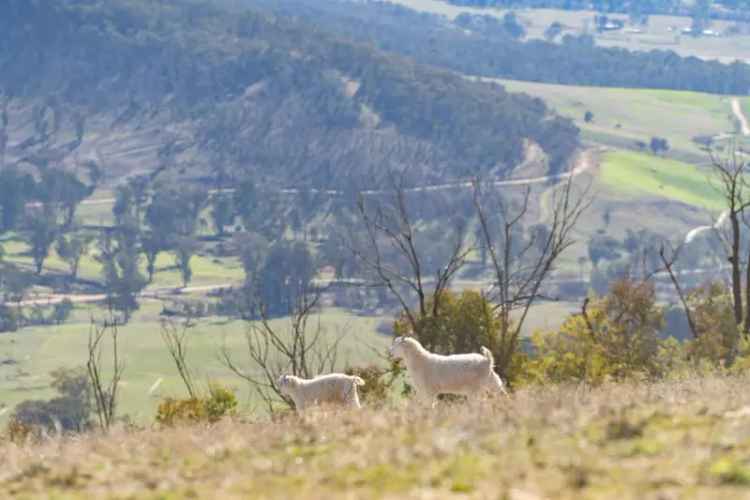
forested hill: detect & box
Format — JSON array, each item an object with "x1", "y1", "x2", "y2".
[
  {"x1": 0, "y1": 0, "x2": 579, "y2": 188},
  {"x1": 254, "y1": 0, "x2": 750, "y2": 95}
]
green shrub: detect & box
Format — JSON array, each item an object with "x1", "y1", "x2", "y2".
[
  {"x1": 685, "y1": 283, "x2": 739, "y2": 366},
  {"x1": 156, "y1": 385, "x2": 237, "y2": 426},
  {"x1": 203, "y1": 384, "x2": 238, "y2": 421},
  {"x1": 346, "y1": 361, "x2": 405, "y2": 405},
  {"x1": 392, "y1": 290, "x2": 525, "y2": 383},
  {"x1": 519, "y1": 280, "x2": 664, "y2": 385},
  {"x1": 11, "y1": 367, "x2": 92, "y2": 433}
]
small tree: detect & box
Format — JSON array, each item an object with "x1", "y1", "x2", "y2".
[
  {"x1": 584, "y1": 111, "x2": 594, "y2": 123},
  {"x1": 141, "y1": 232, "x2": 163, "y2": 284},
  {"x1": 174, "y1": 237, "x2": 199, "y2": 288},
  {"x1": 26, "y1": 211, "x2": 57, "y2": 275},
  {"x1": 86, "y1": 316, "x2": 124, "y2": 431},
  {"x1": 211, "y1": 194, "x2": 234, "y2": 237},
  {"x1": 56, "y1": 232, "x2": 92, "y2": 282},
  {"x1": 52, "y1": 299, "x2": 74, "y2": 325},
  {"x1": 12, "y1": 367, "x2": 92, "y2": 434},
  {"x1": 98, "y1": 229, "x2": 148, "y2": 323},
  {"x1": 649, "y1": 137, "x2": 670, "y2": 155}
]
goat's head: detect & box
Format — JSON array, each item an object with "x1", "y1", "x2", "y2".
[
  {"x1": 277, "y1": 374, "x2": 299, "y2": 395},
  {"x1": 389, "y1": 336, "x2": 419, "y2": 360}
]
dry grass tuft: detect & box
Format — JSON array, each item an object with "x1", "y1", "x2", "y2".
[{"x1": 3, "y1": 376, "x2": 750, "y2": 498}]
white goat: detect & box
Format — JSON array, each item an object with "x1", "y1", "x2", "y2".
[
  {"x1": 277, "y1": 373, "x2": 365, "y2": 412},
  {"x1": 389, "y1": 336, "x2": 508, "y2": 405}
]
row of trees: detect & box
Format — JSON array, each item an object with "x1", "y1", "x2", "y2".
[
  {"x1": 447, "y1": 0, "x2": 746, "y2": 23},
  {"x1": 267, "y1": 0, "x2": 750, "y2": 96}
]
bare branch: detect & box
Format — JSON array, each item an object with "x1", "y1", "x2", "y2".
[
  {"x1": 160, "y1": 317, "x2": 198, "y2": 398},
  {"x1": 659, "y1": 244, "x2": 699, "y2": 340},
  {"x1": 86, "y1": 309, "x2": 125, "y2": 431},
  {"x1": 473, "y1": 173, "x2": 592, "y2": 376}
]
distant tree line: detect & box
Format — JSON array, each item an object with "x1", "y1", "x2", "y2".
[
  {"x1": 446, "y1": 0, "x2": 750, "y2": 22},
  {"x1": 260, "y1": 0, "x2": 750, "y2": 95}
]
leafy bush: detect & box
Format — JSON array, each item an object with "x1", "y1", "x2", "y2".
[
  {"x1": 203, "y1": 385, "x2": 238, "y2": 421},
  {"x1": 4, "y1": 418, "x2": 37, "y2": 444},
  {"x1": 686, "y1": 283, "x2": 740, "y2": 365},
  {"x1": 520, "y1": 280, "x2": 664, "y2": 385},
  {"x1": 394, "y1": 290, "x2": 503, "y2": 356},
  {"x1": 0, "y1": 305, "x2": 20, "y2": 333},
  {"x1": 393, "y1": 290, "x2": 534, "y2": 386},
  {"x1": 11, "y1": 367, "x2": 92, "y2": 433},
  {"x1": 346, "y1": 361, "x2": 405, "y2": 405},
  {"x1": 156, "y1": 385, "x2": 237, "y2": 426}
]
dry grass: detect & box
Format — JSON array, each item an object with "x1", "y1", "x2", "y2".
[{"x1": 4, "y1": 376, "x2": 750, "y2": 498}]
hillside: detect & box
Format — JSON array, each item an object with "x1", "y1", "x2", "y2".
[
  {"x1": 4, "y1": 376, "x2": 750, "y2": 498},
  {"x1": 0, "y1": 0, "x2": 579, "y2": 188},
  {"x1": 256, "y1": 0, "x2": 750, "y2": 95}
]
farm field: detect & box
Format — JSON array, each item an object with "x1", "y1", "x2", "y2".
[
  {"x1": 599, "y1": 150, "x2": 724, "y2": 210},
  {"x1": 0, "y1": 303, "x2": 390, "y2": 423},
  {"x1": 498, "y1": 79, "x2": 737, "y2": 161},
  {"x1": 3, "y1": 376, "x2": 750, "y2": 498},
  {"x1": 0, "y1": 235, "x2": 244, "y2": 289},
  {"x1": 389, "y1": 0, "x2": 750, "y2": 63}
]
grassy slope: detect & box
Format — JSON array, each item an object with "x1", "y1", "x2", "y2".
[
  {"x1": 0, "y1": 303, "x2": 390, "y2": 422},
  {"x1": 599, "y1": 150, "x2": 723, "y2": 210},
  {"x1": 3, "y1": 376, "x2": 750, "y2": 498},
  {"x1": 500, "y1": 79, "x2": 734, "y2": 160}
]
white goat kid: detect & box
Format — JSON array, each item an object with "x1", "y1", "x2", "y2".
[
  {"x1": 277, "y1": 373, "x2": 366, "y2": 413},
  {"x1": 389, "y1": 336, "x2": 508, "y2": 406}
]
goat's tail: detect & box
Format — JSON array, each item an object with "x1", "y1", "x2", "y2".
[
  {"x1": 352, "y1": 376, "x2": 366, "y2": 386},
  {"x1": 480, "y1": 346, "x2": 496, "y2": 367}
]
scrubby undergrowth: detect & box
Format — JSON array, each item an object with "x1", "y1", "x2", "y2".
[{"x1": 3, "y1": 376, "x2": 750, "y2": 498}]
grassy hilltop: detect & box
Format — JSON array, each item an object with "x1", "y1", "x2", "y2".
[{"x1": 3, "y1": 376, "x2": 750, "y2": 499}]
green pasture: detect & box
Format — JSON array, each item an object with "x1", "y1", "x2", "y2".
[
  {"x1": 0, "y1": 303, "x2": 390, "y2": 422},
  {"x1": 499, "y1": 79, "x2": 735, "y2": 159},
  {"x1": 599, "y1": 150, "x2": 724, "y2": 210},
  {"x1": 0, "y1": 236, "x2": 243, "y2": 289}
]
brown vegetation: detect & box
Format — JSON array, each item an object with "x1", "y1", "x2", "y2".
[{"x1": 3, "y1": 376, "x2": 750, "y2": 498}]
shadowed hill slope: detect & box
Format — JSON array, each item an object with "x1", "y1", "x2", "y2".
[{"x1": 0, "y1": 0, "x2": 579, "y2": 188}]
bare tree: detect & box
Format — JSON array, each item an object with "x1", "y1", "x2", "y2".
[
  {"x1": 472, "y1": 176, "x2": 590, "y2": 377},
  {"x1": 709, "y1": 143, "x2": 750, "y2": 333},
  {"x1": 86, "y1": 315, "x2": 124, "y2": 431},
  {"x1": 659, "y1": 244, "x2": 699, "y2": 340},
  {"x1": 349, "y1": 170, "x2": 471, "y2": 332},
  {"x1": 160, "y1": 317, "x2": 198, "y2": 398},
  {"x1": 220, "y1": 290, "x2": 343, "y2": 414}
]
